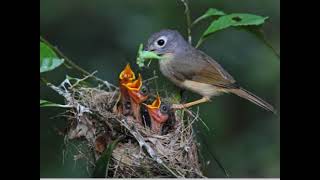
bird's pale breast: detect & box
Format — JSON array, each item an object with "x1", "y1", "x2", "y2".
[
  {"x1": 159, "y1": 53, "x2": 226, "y2": 98},
  {"x1": 181, "y1": 80, "x2": 225, "y2": 98}
]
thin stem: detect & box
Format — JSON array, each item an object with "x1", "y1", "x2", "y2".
[
  {"x1": 40, "y1": 36, "x2": 117, "y2": 89},
  {"x1": 195, "y1": 37, "x2": 205, "y2": 49},
  {"x1": 191, "y1": 17, "x2": 201, "y2": 28},
  {"x1": 69, "y1": 71, "x2": 97, "y2": 89},
  {"x1": 40, "y1": 36, "x2": 88, "y2": 75},
  {"x1": 40, "y1": 77, "x2": 49, "y2": 85},
  {"x1": 258, "y1": 29, "x2": 280, "y2": 59},
  {"x1": 142, "y1": 75, "x2": 158, "y2": 83},
  {"x1": 181, "y1": 0, "x2": 192, "y2": 45},
  {"x1": 153, "y1": 70, "x2": 159, "y2": 93}
]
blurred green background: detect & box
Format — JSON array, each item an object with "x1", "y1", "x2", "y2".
[{"x1": 40, "y1": 0, "x2": 279, "y2": 178}]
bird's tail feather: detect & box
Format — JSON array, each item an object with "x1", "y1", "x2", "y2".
[{"x1": 230, "y1": 88, "x2": 276, "y2": 114}]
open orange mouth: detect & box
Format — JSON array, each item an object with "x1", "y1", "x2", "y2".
[
  {"x1": 144, "y1": 95, "x2": 168, "y2": 124},
  {"x1": 145, "y1": 95, "x2": 161, "y2": 110},
  {"x1": 122, "y1": 74, "x2": 148, "y2": 104},
  {"x1": 119, "y1": 63, "x2": 136, "y2": 84}
]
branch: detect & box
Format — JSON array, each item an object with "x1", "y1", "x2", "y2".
[
  {"x1": 195, "y1": 37, "x2": 205, "y2": 49},
  {"x1": 40, "y1": 77, "x2": 49, "y2": 84},
  {"x1": 40, "y1": 36, "x2": 118, "y2": 90},
  {"x1": 46, "y1": 78, "x2": 92, "y2": 119},
  {"x1": 69, "y1": 71, "x2": 98, "y2": 89},
  {"x1": 181, "y1": 0, "x2": 192, "y2": 45}
]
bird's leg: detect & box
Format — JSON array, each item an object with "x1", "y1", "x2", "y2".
[{"x1": 171, "y1": 97, "x2": 210, "y2": 110}]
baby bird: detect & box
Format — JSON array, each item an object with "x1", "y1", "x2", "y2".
[{"x1": 122, "y1": 74, "x2": 149, "y2": 124}]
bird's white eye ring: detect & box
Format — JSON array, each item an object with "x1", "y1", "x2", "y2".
[{"x1": 155, "y1": 36, "x2": 167, "y2": 48}]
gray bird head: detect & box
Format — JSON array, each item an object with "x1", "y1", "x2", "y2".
[{"x1": 145, "y1": 29, "x2": 190, "y2": 56}]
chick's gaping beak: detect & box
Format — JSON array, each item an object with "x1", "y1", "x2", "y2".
[
  {"x1": 122, "y1": 74, "x2": 149, "y2": 124},
  {"x1": 144, "y1": 95, "x2": 169, "y2": 127},
  {"x1": 122, "y1": 74, "x2": 148, "y2": 104},
  {"x1": 117, "y1": 64, "x2": 136, "y2": 114},
  {"x1": 119, "y1": 63, "x2": 136, "y2": 84}
]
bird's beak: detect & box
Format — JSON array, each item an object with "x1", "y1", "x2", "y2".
[
  {"x1": 143, "y1": 95, "x2": 169, "y2": 124},
  {"x1": 143, "y1": 95, "x2": 169, "y2": 134},
  {"x1": 122, "y1": 74, "x2": 148, "y2": 104},
  {"x1": 118, "y1": 64, "x2": 136, "y2": 115},
  {"x1": 143, "y1": 45, "x2": 149, "y2": 51},
  {"x1": 119, "y1": 63, "x2": 136, "y2": 84},
  {"x1": 145, "y1": 44, "x2": 156, "y2": 52}
]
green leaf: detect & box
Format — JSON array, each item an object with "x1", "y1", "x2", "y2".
[
  {"x1": 40, "y1": 42, "x2": 64, "y2": 73},
  {"x1": 202, "y1": 13, "x2": 268, "y2": 38},
  {"x1": 92, "y1": 139, "x2": 119, "y2": 178},
  {"x1": 40, "y1": 99, "x2": 69, "y2": 108},
  {"x1": 196, "y1": 13, "x2": 268, "y2": 48},
  {"x1": 136, "y1": 43, "x2": 161, "y2": 68},
  {"x1": 192, "y1": 8, "x2": 226, "y2": 26}
]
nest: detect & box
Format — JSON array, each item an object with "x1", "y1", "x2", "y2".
[{"x1": 51, "y1": 76, "x2": 205, "y2": 178}]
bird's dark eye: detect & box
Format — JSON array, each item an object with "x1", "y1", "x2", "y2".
[
  {"x1": 157, "y1": 39, "x2": 165, "y2": 46},
  {"x1": 124, "y1": 101, "x2": 131, "y2": 110},
  {"x1": 160, "y1": 104, "x2": 168, "y2": 114},
  {"x1": 140, "y1": 85, "x2": 148, "y2": 96}
]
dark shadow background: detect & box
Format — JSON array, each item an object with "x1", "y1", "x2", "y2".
[{"x1": 40, "y1": 0, "x2": 280, "y2": 178}]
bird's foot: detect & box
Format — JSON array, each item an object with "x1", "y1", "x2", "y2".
[
  {"x1": 171, "y1": 97, "x2": 210, "y2": 110},
  {"x1": 171, "y1": 103, "x2": 186, "y2": 110}
]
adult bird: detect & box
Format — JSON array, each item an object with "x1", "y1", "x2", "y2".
[{"x1": 145, "y1": 29, "x2": 275, "y2": 113}]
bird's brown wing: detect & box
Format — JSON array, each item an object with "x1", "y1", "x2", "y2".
[{"x1": 171, "y1": 49, "x2": 238, "y2": 89}]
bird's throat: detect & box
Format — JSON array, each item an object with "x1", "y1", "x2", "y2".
[{"x1": 159, "y1": 53, "x2": 174, "y2": 62}]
